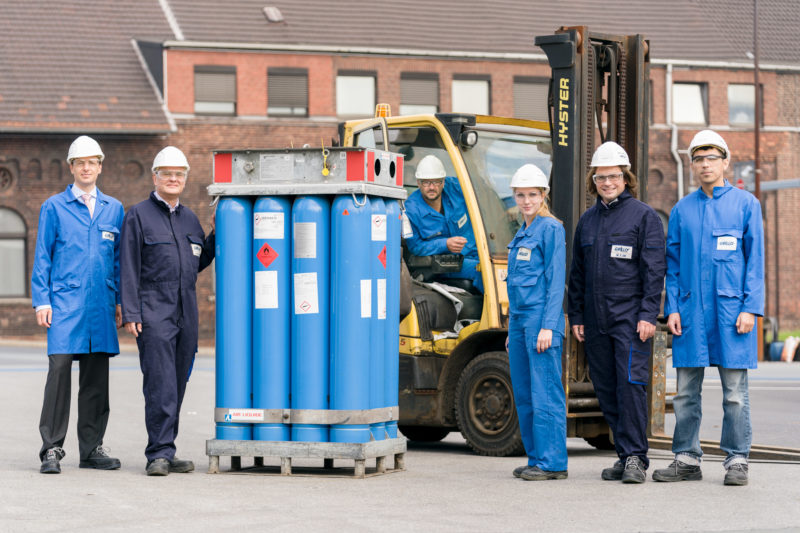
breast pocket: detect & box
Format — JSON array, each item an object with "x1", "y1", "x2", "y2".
[
  {"x1": 97, "y1": 224, "x2": 120, "y2": 278},
  {"x1": 712, "y1": 228, "x2": 743, "y2": 262},
  {"x1": 142, "y1": 233, "x2": 177, "y2": 280}
]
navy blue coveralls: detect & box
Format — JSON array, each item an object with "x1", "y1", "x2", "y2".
[
  {"x1": 567, "y1": 190, "x2": 665, "y2": 467},
  {"x1": 120, "y1": 192, "x2": 214, "y2": 462}
]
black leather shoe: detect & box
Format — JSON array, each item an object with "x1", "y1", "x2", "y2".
[
  {"x1": 146, "y1": 458, "x2": 170, "y2": 476},
  {"x1": 40, "y1": 447, "x2": 65, "y2": 474},
  {"x1": 621, "y1": 456, "x2": 646, "y2": 484},
  {"x1": 601, "y1": 460, "x2": 624, "y2": 480},
  {"x1": 724, "y1": 463, "x2": 748, "y2": 486},
  {"x1": 652, "y1": 459, "x2": 702, "y2": 482},
  {"x1": 169, "y1": 457, "x2": 195, "y2": 473},
  {"x1": 79, "y1": 446, "x2": 121, "y2": 470},
  {"x1": 520, "y1": 466, "x2": 568, "y2": 481}
]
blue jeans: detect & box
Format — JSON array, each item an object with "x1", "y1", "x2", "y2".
[{"x1": 672, "y1": 367, "x2": 751, "y2": 466}]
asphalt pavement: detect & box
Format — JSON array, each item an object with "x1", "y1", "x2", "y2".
[{"x1": 1, "y1": 341, "x2": 799, "y2": 533}]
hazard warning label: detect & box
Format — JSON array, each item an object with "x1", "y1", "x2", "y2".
[
  {"x1": 293, "y1": 272, "x2": 319, "y2": 315},
  {"x1": 378, "y1": 245, "x2": 387, "y2": 269},
  {"x1": 257, "y1": 243, "x2": 279, "y2": 269},
  {"x1": 254, "y1": 212, "x2": 284, "y2": 239},
  {"x1": 372, "y1": 214, "x2": 387, "y2": 241}
]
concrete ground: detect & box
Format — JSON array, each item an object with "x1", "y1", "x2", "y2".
[{"x1": 1, "y1": 342, "x2": 799, "y2": 532}]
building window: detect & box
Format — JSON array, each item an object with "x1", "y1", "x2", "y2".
[
  {"x1": 400, "y1": 73, "x2": 438, "y2": 115},
  {"x1": 728, "y1": 83, "x2": 762, "y2": 126},
  {"x1": 0, "y1": 208, "x2": 27, "y2": 297},
  {"x1": 268, "y1": 68, "x2": 308, "y2": 117},
  {"x1": 452, "y1": 75, "x2": 490, "y2": 115},
  {"x1": 672, "y1": 82, "x2": 707, "y2": 125},
  {"x1": 336, "y1": 71, "x2": 376, "y2": 117},
  {"x1": 513, "y1": 76, "x2": 549, "y2": 121},
  {"x1": 194, "y1": 66, "x2": 236, "y2": 115}
]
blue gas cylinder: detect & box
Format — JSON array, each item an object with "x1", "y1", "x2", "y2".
[
  {"x1": 384, "y1": 199, "x2": 402, "y2": 438},
  {"x1": 369, "y1": 197, "x2": 387, "y2": 440}
]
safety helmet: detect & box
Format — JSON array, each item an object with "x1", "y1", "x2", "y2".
[
  {"x1": 689, "y1": 129, "x2": 729, "y2": 159},
  {"x1": 152, "y1": 146, "x2": 190, "y2": 172},
  {"x1": 590, "y1": 141, "x2": 630, "y2": 170},
  {"x1": 510, "y1": 164, "x2": 550, "y2": 194},
  {"x1": 67, "y1": 135, "x2": 104, "y2": 164},
  {"x1": 415, "y1": 154, "x2": 447, "y2": 180}
]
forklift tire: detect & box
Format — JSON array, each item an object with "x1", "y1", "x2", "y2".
[
  {"x1": 398, "y1": 426, "x2": 451, "y2": 443},
  {"x1": 455, "y1": 351, "x2": 525, "y2": 457},
  {"x1": 584, "y1": 434, "x2": 615, "y2": 450}
]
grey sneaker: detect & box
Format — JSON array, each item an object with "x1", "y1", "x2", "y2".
[
  {"x1": 621, "y1": 456, "x2": 646, "y2": 484},
  {"x1": 519, "y1": 466, "x2": 568, "y2": 481},
  {"x1": 601, "y1": 460, "x2": 624, "y2": 480},
  {"x1": 724, "y1": 463, "x2": 748, "y2": 486},
  {"x1": 40, "y1": 447, "x2": 65, "y2": 474},
  {"x1": 652, "y1": 459, "x2": 702, "y2": 482},
  {"x1": 79, "y1": 446, "x2": 121, "y2": 470}
]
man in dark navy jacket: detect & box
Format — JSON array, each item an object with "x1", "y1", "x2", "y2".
[
  {"x1": 120, "y1": 146, "x2": 215, "y2": 476},
  {"x1": 567, "y1": 142, "x2": 666, "y2": 484}
]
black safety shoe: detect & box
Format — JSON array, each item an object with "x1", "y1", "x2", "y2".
[
  {"x1": 724, "y1": 463, "x2": 748, "y2": 486},
  {"x1": 169, "y1": 457, "x2": 195, "y2": 473},
  {"x1": 601, "y1": 459, "x2": 624, "y2": 480},
  {"x1": 79, "y1": 446, "x2": 121, "y2": 470},
  {"x1": 40, "y1": 447, "x2": 65, "y2": 474},
  {"x1": 621, "y1": 456, "x2": 646, "y2": 484},
  {"x1": 146, "y1": 458, "x2": 170, "y2": 476},
  {"x1": 519, "y1": 466, "x2": 568, "y2": 481},
  {"x1": 652, "y1": 460, "x2": 702, "y2": 482}
]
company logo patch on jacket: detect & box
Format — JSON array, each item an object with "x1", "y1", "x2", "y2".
[
  {"x1": 191, "y1": 244, "x2": 202, "y2": 257},
  {"x1": 101, "y1": 231, "x2": 115, "y2": 241},
  {"x1": 716, "y1": 236, "x2": 737, "y2": 251},
  {"x1": 610, "y1": 245, "x2": 633, "y2": 259},
  {"x1": 516, "y1": 247, "x2": 531, "y2": 261},
  {"x1": 457, "y1": 213, "x2": 468, "y2": 228}
]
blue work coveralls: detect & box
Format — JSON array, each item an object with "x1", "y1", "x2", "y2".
[
  {"x1": 567, "y1": 190, "x2": 666, "y2": 467},
  {"x1": 32, "y1": 186, "x2": 124, "y2": 355},
  {"x1": 506, "y1": 215, "x2": 567, "y2": 472},
  {"x1": 120, "y1": 192, "x2": 214, "y2": 462},
  {"x1": 665, "y1": 182, "x2": 764, "y2": 368},
  {"x1": 404, "y1": 177, "x2": 483, "y2": 291}
]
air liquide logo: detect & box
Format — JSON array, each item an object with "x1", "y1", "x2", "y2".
[{"x1": 558, "y1": 77, "x2": 569, "y2": 146}]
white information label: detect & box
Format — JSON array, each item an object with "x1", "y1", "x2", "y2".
[
  {"x1": 293, "y1": 272, "x2": 319, "y2": 314},
  {"x1": 401, "y1": 212, "x2": 414, "y2": 238},
  {"x1": 360, "y1": 279, "x2": 372, "y2": 318},
  {"x1": 457, "y1": 213, "x2": 468, "y2": 228},
  {"x1": 255, "y1": 270, "x2": 279, "y2": 309},
  {"x1": 293, "y1": 222, "x2": 317, "y2": 258},
  {"x1": 610, "y1": 245, "x2": 633, "y2": 260},
  {"x1": 372, "y1": 214, "x2": 387, "y2": 241},
  {"x1": 191, "y1": 244, "x2": 202, "y2": 257},
  {"x1": 516, "y1": 247, "x2": 531, "y2": 261},
  {"x1": 254, "y1": 212, "x2": 284, "y2": 239},
  {"x1": 102, "y1": 231, "x2": 115, "y2": 241},
  {"x1": 377, "y1": 278, "x2": 387, "y2": 320},
  {"x1": 717, "y1": 236, "x2": 737, "y2": 251},
  {"x1": 225, "y1": 409, "x2": 264, "y2": 422}
]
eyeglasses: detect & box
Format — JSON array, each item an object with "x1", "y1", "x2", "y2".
[
  {"x1": 418, "y1": 179, "x2": 444, "y2": 188},
  {"x1": 156, "y1": 170, "x2": 187, "y2": 180},
  {"x1": 71, "y1": 159, "x2": 101, "y2": 169},
  {"x1": 691, "y1": 154, "x2": 724, "y2": 164},
  {"x1": 592, "y1": 173, "x2": 624, "y2": 184}
]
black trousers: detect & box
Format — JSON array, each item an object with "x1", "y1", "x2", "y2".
[{"x1": 39, "y1": 354, "x2": 111, "y2": 461}]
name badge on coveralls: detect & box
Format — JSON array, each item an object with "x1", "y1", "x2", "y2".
[
  {"x1": 457, "y1": 213, "x2": 468, "y2": 228},
  {"x1": 610, "y1": 245, "x2": 633, "y2": 259},
  {"x1": 191, "y1": 244, "x2": 202, "y2": 257},
  {"x1": 517, "y1": 247, "x2": 531, "y2": 261},
  {"x1": 717, "y1": 236, "x2": 737, "y2": 251},
  {"x1": 101, "y1": 231, "x2": 115, "y2": 241}
]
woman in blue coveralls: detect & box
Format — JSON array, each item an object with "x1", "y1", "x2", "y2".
[{"x1": 505, "y1": 164, "x2": 567, "y2": 481}]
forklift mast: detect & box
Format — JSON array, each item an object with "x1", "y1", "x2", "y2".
[{"x1": 535, "y1": 27, "x2": 650, "y2": 267}]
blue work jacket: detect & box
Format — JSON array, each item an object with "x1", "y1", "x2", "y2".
[
  {"x1": 506, "y1": 215, "x2": 566, "y2": 337},
  {"x1": 665, "y1": 182, "x2": 764, "y2": 369},
  {"x1": 31, "y1": 186, "x2": 124, "y2": 355},
  {"x1": 404, "y1": 177, "x2": 478, "y2": 260},
  {"x1": 120, "y1": 193, "x2": 214, "y2": 333},
  {"x1": 567, "y1": 190, "x2": 666, "y2": 334}
]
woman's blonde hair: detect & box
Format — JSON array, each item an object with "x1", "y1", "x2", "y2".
[{"x1": 585, "y1": 167, "x2": 639, "y2": 199}]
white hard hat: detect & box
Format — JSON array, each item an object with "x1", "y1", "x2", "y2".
[
  {"x1": 67, "y1": 135, "x2": 104, "y2": 163},
  {"x1": 152, "y1": 146, "x2": 190, "y2": 172},
  {"x1": 689, "y1": 129, "x2": 729, "y2": 159},
  {"x1": 415, "y1": 154, "x2": 446, "y2": 180},
  {"x1": 590, "y1": 141, "x2": 630, "y2": 170},
  {"x1": 510, "y1": 164, "x2": 550, "y2": 193}
]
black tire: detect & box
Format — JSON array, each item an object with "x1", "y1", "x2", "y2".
[
  {"x1": 584, "y1": 434, "x2": 615, "y2": 450},
  {"x1": 398, "y1": 425, "x2": 451, "y2": 443},
  {"x1": 455, "y1": 351, "x2": 525, "y2": 457}
]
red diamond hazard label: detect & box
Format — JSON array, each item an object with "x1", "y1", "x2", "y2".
[
  {"x1": 300, "y1": 301, "x2": 311, "y2": 312},
  {"x1": 378, "y1": 245, "x2": 386, "y2": 269},
  {"x1": 257, "y1": 243, "x2": 278, "y2": 268}
]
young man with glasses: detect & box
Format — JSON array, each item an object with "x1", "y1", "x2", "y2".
[
  {"x1": 32, "y1": 135, "x2": 125, "y2": 474},
  {"x1": 120, "y1": 146, "x2": 215, "y2": 476},
  {"x1": 567, "y1": 141, "x2": 666, "y2": 484},
  {"x1": 653, "y1": 130, "x2": 764, "y2": 486}
]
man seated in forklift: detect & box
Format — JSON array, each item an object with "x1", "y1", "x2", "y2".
[{"x1": 402, "y1": 154, "x2": 483, "y2": 292}]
